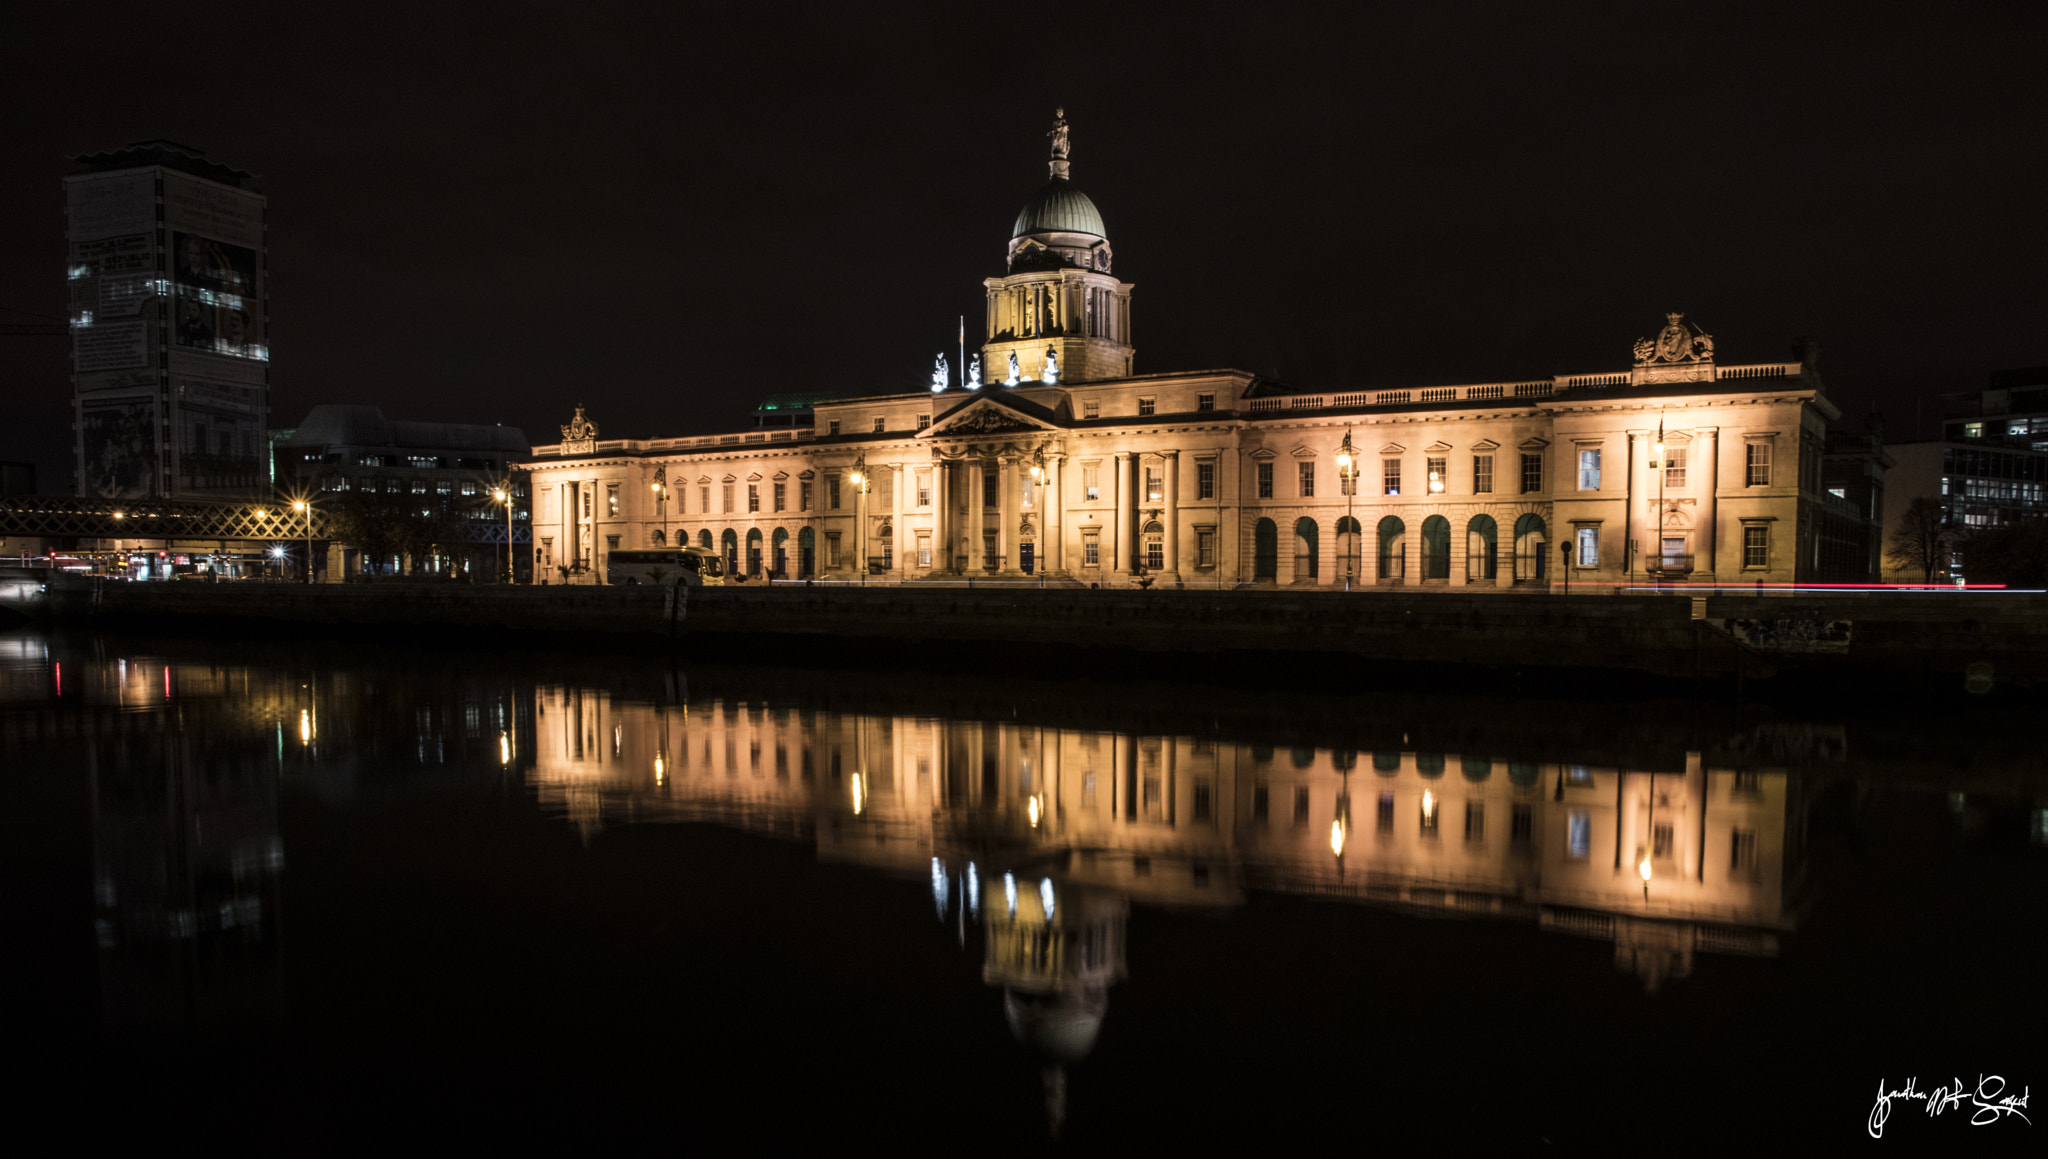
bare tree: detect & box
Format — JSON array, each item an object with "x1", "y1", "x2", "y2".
[{"x1": 1884, "y1": 496, "x2": 1953, "y2": 583}]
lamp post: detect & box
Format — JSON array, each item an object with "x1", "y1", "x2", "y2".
[
  {"x1": 1336, "y1": 428, "x2": 1356, "y2": 591},
  {"x1": 492, "y1": 486, "x2": 513, "y2": 583},
  {"x1": 1647, "y1": 419, "x2": 1667, "y2": 590},
  {"x1": 650, "y1": 478, "x2": 669, "y2": 548},
  {"x1": 849, "y1": 452, "x2": 869, "y2": 585},
  {"x1": 292, "y1": 498, "x2": 313, "y2": 584}
]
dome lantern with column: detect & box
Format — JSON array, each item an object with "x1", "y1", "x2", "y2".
[{"x1": 980, "y1": 109, "x2": 1136, "y2": 387}]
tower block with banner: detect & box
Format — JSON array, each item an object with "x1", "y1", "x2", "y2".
[
  {"x1": 65, "y1": 141, "x2": 269, "y2": 501},
  {"x1": 981, "y1": 109, "x2": 1135, "y2": 386}
]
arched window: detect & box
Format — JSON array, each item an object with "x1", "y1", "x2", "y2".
[
  {"x1": 1331, "y1": 749, "x2": 1357, "y2": 772},
  {"x1": 1416, "y1": 753, "x2": 1446, "y2": 778},
  {"x1": 1251, "y1": 743, "x2": 1275, "y2": 765},
  {"x1": 1254, "y1": 518, "x2": 1278, "y2": 581},
  {"x1": 721, "y1": 528, "x2": 739, "y2": 575},
  {"x1": 1421, "y1": 515, "x2": 1451, "y2": 580},
  {"x1": 1290, "y1": 747, "x2": 1316, "y2": 769},
  {"x1": 1334, "y1": 516, "x2": 1361, "y2": 585},
  {"x1": 1462, "y1": 756, "x2": 1493, "y2": 782},
  {"x1": 1466, "y1": 514, "x2": 1498, "y2": 581},
  {"x1": 1373, "y1": 751, "x2": 1402, "y2": 774},
  {"x1": 1142, "y1": 519, "x2": 1164, "y2": 572},
  {"x1": 1508, "y1": 761, "x2": 1540, "y2": 786},
  {"x1": 1514, "y1": 513, "x2": 1547, "y2": 582},
  {"x1": 1293, "y1": 517, "x2": 1319, "y2": 582},
  {"x1": 772, "y1": 527, "x2": 790, "y2": 577},
  {"x1": 745, "y1": 528, "x2": 764, "y2": 576},
  {"x1": 698, "y1": 529, "x2": 713, "y2": 551},
  {"x1": 650, "y1": 528, "x2": 666, "y2": 546},
  {"x1": 798, "y1": 527, "x2": 816, "y2": 577},
  {"x1": 1377, "y1": 516, "x2": 1406, "y2": 580}
]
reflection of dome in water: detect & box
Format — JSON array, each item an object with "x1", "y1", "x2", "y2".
[{"x1": 1004, "y1": 984, "x2": 1107, "y2": 1065}]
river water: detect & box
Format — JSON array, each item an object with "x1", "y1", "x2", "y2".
[{"x1": 2, "y1": 629, "x2": 2040, "y2": 1148}]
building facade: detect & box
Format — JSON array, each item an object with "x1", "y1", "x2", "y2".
[
  {"x1": 66, "y1": 141, "x2": 270, "y2": 502},
  {"x1": 523, "y1": 117, "x2": 1872, "y2": 589}
]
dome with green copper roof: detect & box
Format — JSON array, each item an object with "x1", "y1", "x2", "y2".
[{"x1": 1012, "y1": 178, "x2": 1106, "y2": 240}]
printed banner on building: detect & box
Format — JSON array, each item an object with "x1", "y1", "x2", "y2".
[
  {"x1": 79, "y1": 396, "x2": 158, "y2": 500},
  {"x1": 73, "y1": 319, "x2": 149, "y2": 372}
]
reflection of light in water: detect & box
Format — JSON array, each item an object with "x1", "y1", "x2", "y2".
[
  {"x1": 967, "y1": 863, "x2": 980, "y2": 919},
  {"x1": 499, "y1": 732, "x2": 511, "y2": 765},
  {"x1": 1005, "y1": 872, "x2": 1018, "y2": 917},
  {"x1": 653, "y1": 752, "x2": 665, "y2": 784},
  {"x1": 931, "y1": 858, "x2": 949, "y2": 920},
  {"x1": 299, "y1": 709, "x2": 310, "y2": 745},
  {"x1": 1421, "y1": 789, "x2": 1436, "y2": 823},
  {"x1": 1040, "y1": 878, "x2": 1055, "y2": 922},
  {"x1": 1029, "y1": 795, "x2": 1041, "y2": 827},
  {"x1": 851, "y1": 773, "x2": 864, "y2": 815},
  {"x1": 1330, "y1": 818, "x2": 1345, "y2": 856}
]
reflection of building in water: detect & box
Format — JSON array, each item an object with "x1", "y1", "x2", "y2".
[{"x1": 529, "y1": 688, "x2": 1814, "y2": 996}]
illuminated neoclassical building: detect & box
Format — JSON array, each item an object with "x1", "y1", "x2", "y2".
[{"x1": 523, "y1": 113, "x2": 1879, "y2": 588}]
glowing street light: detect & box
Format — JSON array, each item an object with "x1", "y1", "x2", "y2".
[
  {"x1": 1336, "y1": 427, "x2": 1356, "y2": 590},
  {"x1": 849, "y1": 452, "x2": 870, "y2": 585},
  {"x1": 291, "y1": 498, "x2": 314, "y2": 584},
  {"x1": 492, "y1": 482, "x2": 517, "y2": 583}
]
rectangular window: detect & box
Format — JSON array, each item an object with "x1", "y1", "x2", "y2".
[
  {"x1": 1578, "y1": 448, "x2": 1602, "y2": 490},
  {"x1": 1197, "y1": 461, "x2": 1215, "y2": 499},
  {"x1": 1138, "y1": 397, "x2": 1156, "y2": 417},
  {"x1": 826, "y1": 475, "x2": 840, "y2": 510},
  {"x1": 1146, "y1": 466, "x2": 1163, "y2": 502},
  {"x1": 1732, "y1": 828, "x2": 1757, "y2": 870},
  {"x1": 1295, "y1": 786, "x2": 1312, "y2": 826},
  {"x1": 1664, "y1": 447, "x2": 1687, "y2": 489},
  {"x1": 1465, "y1": 801, "x2": 1484, "y2": 842},
  {"x1": 1196, "y1": 528, "x2": 1217, "y2": 568},
  {"x1": 1426, "y1": 456, "x2": 1446, "y2": 495},
  {"x1": 1197, "y1": 393, "x2": 1215, "y2": 412},
  {"x1": 606, "y1": 484, "x2": 620, "y2": 516},
  {"x1": 747, "y1": 484, "x2": 760, "y2": 513},
  {"x1": 1020, "y1": 476, "x2": 1034, "y2": 508},
  {"x1": 1732, "y1": 770, "x2": 1761, "y2": 795},
  {"x1": 1652, "y1": 822, "x2": 1674, "y2": 859},
  {"x1": 1257, "y1": 462, "x2": 1273, "y2": 498},
  {"x1": 1377, "y1": 790, "x2": 1395, "y2": 833},
  {"x1": 1382, "y1": 458, "x2": 1400, "y2": 497},
  {"x1": 983, "y1": 533, "x2": 997, "y2": 570},
  {"x1": 982, "y1": 470, "x2": 998, "y2": 508},
  {"x1": 1473, "y1": 454, "x2": 1493, "y2": 494},
  {"x1": 773, "y1": 481, "x2": 786, "y2": 511},
  {"x1": 1193, "y1": 781, "x2": 1212, "y2": 822},
  {"x1": 916, "y1": 414, "x2": 929, "y2": 430},
  {"x1": 722, "y1": 483, "x2": 735, "y2": 513},
  {"x1": 1253, "y1": 782, "x2": 1269, "y2": 821},
  {"x1": 1746, "y1": 441, "x2": 1772, "y2": 486},
  {"x1": 872, "y1": 416, "x2": 885, "y2": 433},
  {"x1": 1083, "y1": 464, "x2": 1100, "y2": 502},
  {"x1": 1567, "y1": 810, "x2": 1591, "y2": 859},
  {"x1": 1511, "y1": 804, "x2": 1532, "y2": 844},
  {"x1": 1568, "y1": 764, "x2": 1593, "y2": 786},
  {"x1": 1521, "y1": 452, "x2": 1542, "y2": 493},
  {"x1": 825, "y1": 532, "x2": 841, "y2": 567},
  {"x1": 800, "y1": 481, "x2": 813, "y2": 511},
  {"x1": 916, "y1": 532, "x2": 931, "y2": 568},
  {"x1": 828, "y1": 420, "x2": 840, "y2": 436},
  {"x1": 699, "y1": 485, "x2": 710, "y2": 513},
  {"x1": 1145, "y1": 536, "x2": 1164, "y2": 570},
  {"x1": 1299, "y1": 461, "x2": 1315, "y2": 498},
  {"x1": 1744, "y1": 525, "x2": 1769, "y2": 568},
  {"x1": 410, "y1": 480, "x2": 427, "y2": 494},
  {"x1": 1083, "y1": 400, "x2": 1100, "y2": 419},
  {"x1": 1083, "y1": 772, "x2": 1097, "y2": 809},
  {"x1": 916, "y1": 470, "x2": 930, "y2": 506},
  {"x1": 436, "y1": 480, "x2": 452, "y2": 495},
  {"x1": 1576, "y1": 526, "x2": 1599, "y2": 568},
  {"x1": 1083, "y1": 534, "x2": 1100, "y2": 567}
]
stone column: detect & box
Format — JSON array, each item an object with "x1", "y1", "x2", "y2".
[
  {"x1": 1699, "y1": 427, "x2": 1719, "y2": 576},
  {"x1": 1112, "y1": 452, "x2": 1133, "y2": 577},
  {"x1": 891, "y1": 463, "x2": 907, "y2": 577},
  {"x1": 1047, "y1": 455, "x2": 1065, "y2": 574},
  {"x1": 966, "y1": 459, "x2": 984, "y2": 571},
  {"x1": 1161, "y1": 450, "x2": 1182, "y2": 583},
  {"x1": 931, "y1": 459, "x2": 950, "y2": 574},
  {"x1": 1000, "y1": 454, "x2": 1023, "y2": 574}
]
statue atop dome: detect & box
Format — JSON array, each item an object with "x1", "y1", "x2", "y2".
[{"x1": 1047, "y1": 107, "x2": 1071, "y2": 180}]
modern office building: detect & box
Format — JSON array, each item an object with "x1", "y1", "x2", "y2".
[
  {"x1": 65, "y1": 140, "x2": 269, "y2": 502},
  {"x1": 522, "y1": 114, "x2": 1882, "y2": 589}
]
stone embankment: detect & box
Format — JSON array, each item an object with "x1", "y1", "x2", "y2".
[{"x1": 29, "y1": 577, "x2": 2048, "y2": 691}]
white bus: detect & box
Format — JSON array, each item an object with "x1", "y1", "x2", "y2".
[{"x1": 606, "y1": 546, "x2": 725, "y2": 586}]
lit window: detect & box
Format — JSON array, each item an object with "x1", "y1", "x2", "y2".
[
  {"x1": 1578, "y1": 448, "x2": 1601, "y2": 490},
  {"x1": 1576, "y1": 526, "x2": 1599, "y2": 568},
  {"x1": 1083, "y1": 464, "x2": 1099, "y2": 501},
  {"x1": 436, "y1": 480, "x2": 452, "y2": 496},
  {"x1": 1567, "y1": 811, "x2": 1591, "y2": 858},
  {"x1": 1382, "y1": 458, "x2": 1400, "y2": 497},
  {"x1": 1146, "y1": 466, "x2": 1163, "y2": 502},
  {"x1": 1426, "y1": 456, "x2": 1447, "y2": 494},
  {"x1": 1299, "y1": 461, "x2": 1314, "y2": 498},
  {"x1": 1664, "y1": 447, "x2": 1687, "y2": 488},
  {"x1": 1138, "y1": 397, "x2": 1155, "y2": 417},
  {"x1": 1473, "y1": 455, "x2": 1492, "y2": 494},
  {"x1": 411, "y1": 480, "x2": 427, "y2": 494},
  {"x1": 1746, "y1": 442, "x2": 1772, "y2": 486},
  {"x1": 461, "y1": 480, "x2": 478, "y2": 496}
]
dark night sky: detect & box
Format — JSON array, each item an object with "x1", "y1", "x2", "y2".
[{"x1": 3, "y1": 2, "x2": 2044, "y2": 489}]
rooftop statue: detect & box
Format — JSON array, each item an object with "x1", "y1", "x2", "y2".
[
  {"x1": 931, "y1": 353, "x2": 950, "y2": 394},
  {"x1": 968, "y1": 354, "x2": 983, "y2": 389},
  {"x1": 1047, "y1": 107, "x2": 1070, "y2": 161},
  {"x1": 1042, "y1": 346, "x2": 1060, "y2": 386},
  {"x1": 1634, "y1": 312, "x2": 1714, "y2": 365},
  {"x1": 560, "y1": 405, "x2": 598, "y2": 442},
  {"x1": 1005, "y1": 351, "x2": 1021, "y2": 387}
]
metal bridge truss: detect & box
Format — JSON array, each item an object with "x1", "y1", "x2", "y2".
[{"x1": 0, "y1": 495, "x2": 528, "y2": 546}]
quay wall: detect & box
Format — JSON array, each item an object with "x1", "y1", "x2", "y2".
[{"x1": 32, "y1": 579, "x2": 2048, "y2": 688}]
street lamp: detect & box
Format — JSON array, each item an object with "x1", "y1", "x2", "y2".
[
  {"x1": 291, "y1": 498, "x2": 314, "y2": 584},
  {"x1": 492, "y1": 486, "x2": 514, "y2": 583},
  {"x1": 848, "y1": 452, "x2": 869, "y2": 584},
  {"x1": 650, "y1": 477, "x2": 669, "y2": 548},
  {"x1": 1336, "y1": 428, "x2": 1356, "y2": 590}
]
